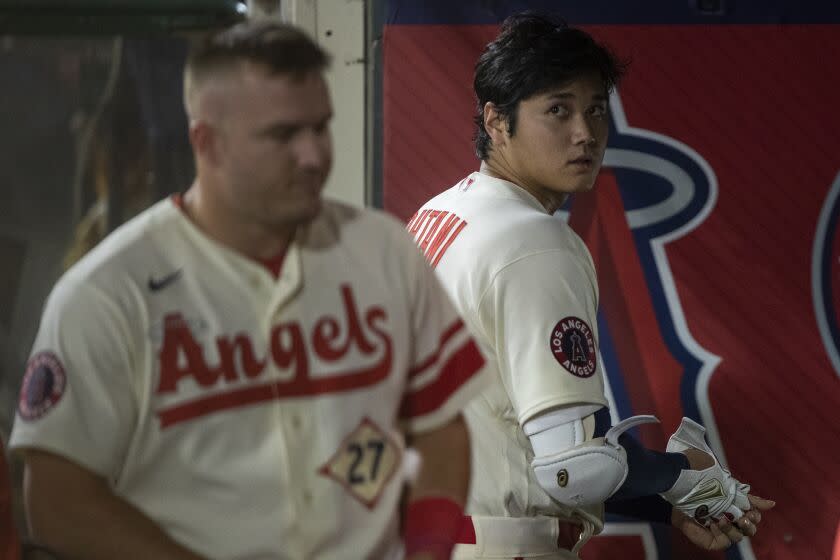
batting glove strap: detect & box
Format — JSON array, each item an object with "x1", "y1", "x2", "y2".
[{"x1": 659, "y1": 417, "x2": 751, "y2": 526}]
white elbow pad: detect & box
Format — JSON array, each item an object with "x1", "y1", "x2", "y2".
[
  {"x1": 528, "y1": 413, "x2": 658, "y2": 508},
  {"x1": 531, "y1": 438, "x2": 627, "y2": 507}
]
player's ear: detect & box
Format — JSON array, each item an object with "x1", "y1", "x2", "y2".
[
  {"x1": 483, "y1": 102, "x2": 509, "y2": 148},
  {"x1": 189, "y1": 119, "x2": 221, "y2": 166}
]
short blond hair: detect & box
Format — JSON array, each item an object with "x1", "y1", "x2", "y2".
[{"x1": 183, "y1": 20, "x2": 329, "y2": 117}]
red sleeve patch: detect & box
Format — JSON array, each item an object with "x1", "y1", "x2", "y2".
[
  {"x1": 550, "y1": 317, "x2": 597, "y2": 378},
  {"x1": 18, "y1": 351, "x2": 67, "y2": 421}
]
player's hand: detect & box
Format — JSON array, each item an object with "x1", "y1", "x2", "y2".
[
  {"x1": 660, "y1": 418, "x2": 758, "y2": 525},
  {"x1": 672, "y1": 494, "x2": 775, "y2": 551}
]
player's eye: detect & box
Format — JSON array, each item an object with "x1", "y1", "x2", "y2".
[
  {"x1": 588, "y1": 105, "x2": 607, "y2": 118},
  {"x1": 268, "y1": 127, "x2": 297, "y2": 142},
  {"x1": 314, "y1": 120, "x2": 329, "y2": 135},
  {"x1": 548, "y1": 105, "x2": 569, "y2": 117}
]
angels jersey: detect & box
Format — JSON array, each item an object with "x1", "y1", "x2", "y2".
[
  {"x1": 408, "y1": 171, "x2": 609, "y2": 526},
  {"x1": 10, "y1": 197, "x2": 488, "y2": 559}
]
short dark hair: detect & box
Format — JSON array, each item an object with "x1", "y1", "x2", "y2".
[
  {"x1": 473, "y1": 12, "x2": 627, "y2": 160},
  {"x1": 184, "y1": 20, "x2": 329, "y2": 98}
]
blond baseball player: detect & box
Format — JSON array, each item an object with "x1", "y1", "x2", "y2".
[
  {"x1": 408, "y1": 13, "x2": 774, "y2": 560},
  {"x1": 9, "y1": 22, "x2": 488, "y2": 560}
]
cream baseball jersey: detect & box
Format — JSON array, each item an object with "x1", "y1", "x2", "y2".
[
  {"x1": 11, "y1": 197, "x2": 488, "y2": 559},
  {"x1": 408, "y1": 171, "x2": 609, "y2": 525}
]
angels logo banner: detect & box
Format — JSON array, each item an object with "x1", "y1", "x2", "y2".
[{"x1": 380, "y1": 1, "x2": 840, "y2": 558}]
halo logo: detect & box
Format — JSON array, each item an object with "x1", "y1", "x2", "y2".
[
  {"x1": 812, "y1": 171, "x2": 840, "y2": 379},
  {"x1": 563, "y1": 92, "x2": 756, "y2": 560}
]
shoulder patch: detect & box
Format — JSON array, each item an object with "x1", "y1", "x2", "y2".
[
  {"x1": 550, "y1": 317, "x2": 597, "y2": 378},
  {"x1": 19, "y1": 351, "x2": 67, "y2": 421}
]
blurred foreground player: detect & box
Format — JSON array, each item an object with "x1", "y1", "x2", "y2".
[
  {"x1": 1, "y1": 438, "x2": 20, "y2": 559},
  {"x1": 408, "y1": 13, "x2": 774, "y2": 559},
  {"x1": 10, "y1": 21, "x2": 488, "y2": 560}
]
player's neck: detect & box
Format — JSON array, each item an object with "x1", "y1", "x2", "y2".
[
  {"x1": 181, "y1": 182, "x2": 294, "y2": 261},
  {"x1": 479, "y1": 161, "x2": 567, "y2": 215}
]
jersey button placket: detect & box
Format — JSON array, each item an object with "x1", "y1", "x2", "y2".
[
  {"x1": 279, "y1": 403, "x2": 313, "y2": 511},
  {"x1": 288, "y1": 409, "x2": 313, "y2": 509},
  {"x1": 266, "y1": 355, "x2": 298, "y2": 548}
]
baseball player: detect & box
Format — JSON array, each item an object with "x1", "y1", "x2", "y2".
[
  {"x1": 9, "y1": 21, "x2": 488, "y2": 560},
  {"x1": 407, "y1": 13, "x2": 774, "y2": 559}
]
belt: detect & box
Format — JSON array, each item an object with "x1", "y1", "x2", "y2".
[{"x1": 456, "y1": 515, "x2": 583, "y2": 552}]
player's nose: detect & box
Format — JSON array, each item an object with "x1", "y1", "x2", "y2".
[
  {"x1": 294, "y1": 127, "x2": 331, "y2": 170},
  {"x1": 571, "y1": 114, "x2": 596, "y2": 146}
]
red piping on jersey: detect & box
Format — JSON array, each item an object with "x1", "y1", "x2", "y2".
[
  {"x1": 256, "y1": 250, "x2": 287, "y2": 278},
  {"x1": 399, "y1": 338, "x2": 484, "y2": 418},
  {"x1": 408, "y1": 319, "x2": 465, "y2": 379}
]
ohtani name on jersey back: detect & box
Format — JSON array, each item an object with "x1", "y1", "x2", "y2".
[
  {"x1": 406, "y1": 208, "x2": 468, "y2": 268},
  {"x1": 155, "y1": 284, "x2": 391, "y2": 427}
]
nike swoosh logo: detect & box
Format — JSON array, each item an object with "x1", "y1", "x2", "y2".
[
  {"x1": 148, "y1": 270, "x2": 182, "y2": 292},
  {"x1": 679, "y1": 478, "x2": 726, "y2": 507}
]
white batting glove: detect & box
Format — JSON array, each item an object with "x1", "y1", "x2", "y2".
[{"x1": 660, "y1": 417, "x2": 751, "y2": 526}]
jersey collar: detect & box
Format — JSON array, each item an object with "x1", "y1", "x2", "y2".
[
  {"x1": 470, "y1": 171, "x2": 549, "y2": 214},
  {"x1": 166, "y1": 196, "x2": 304, "y2": 299}
]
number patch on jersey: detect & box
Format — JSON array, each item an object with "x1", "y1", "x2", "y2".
[
  {"x1": 550, "y1": 316, "x2": 597, "y2": 378},
  {"x1": 319, "y1": 417, "x2": 401, "y2": 508}
]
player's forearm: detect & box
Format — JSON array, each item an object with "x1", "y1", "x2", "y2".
[
  {"x1": 23, "y1": 450, "x2": 205, "y2": 560},
  {"x1": 404, "y1": 414, "x2": 470, "y2": 560},
  {"x1": 604, "y1": 494, "x2": 673, "y2": 524},
  {"x1": 26, "y1": 487, "x2": 205, "y2": 560},
  {"x1": 408, "y1": 414, "x2": 470, "y2": 504},
  {"x1": 609, "y1": 432, "x2": 688, "y2": 501}
]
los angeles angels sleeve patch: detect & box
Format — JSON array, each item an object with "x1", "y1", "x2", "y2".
[
  {"x1": 549, "y1": 317, "x2": 597, "y2": 378},
  {"x1": 18, "y1": 351, "x2": 67, "y2": 421},
  {"x1": 318, "y1": 417, "x2": 402, "y2": 509}
]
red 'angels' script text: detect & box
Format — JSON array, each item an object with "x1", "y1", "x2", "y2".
[
  {"x1": 155, "y1": 284, "x2": 391, "y2": 427},
  {"x1": 406, "y1": 209, "x2": 467, "y2": 268}
]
